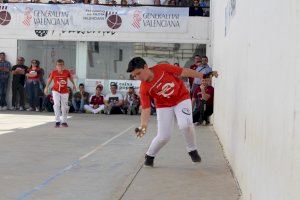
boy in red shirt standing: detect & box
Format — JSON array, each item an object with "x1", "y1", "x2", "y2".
[
  {"x1": 44, "y1": 59, "x2": 77, "y2": 128},
  {"x1": 127, "y1": 57, "x2": 218, "y2": 167}
]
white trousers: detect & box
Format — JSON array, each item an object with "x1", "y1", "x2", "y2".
[
  {"x1": 84, "y1": 104, "x2": 105, "y2": 114},
  {"x1": 52, "y1": 91, "x2": 69, "y2": 123},
  {"x1": 146, "y1": 99, "x2": 197, "y2": 157}
]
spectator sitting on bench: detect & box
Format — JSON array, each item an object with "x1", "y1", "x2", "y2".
[
  {"x1": 104, "y1": 82, "x2": 124, "y2": 115},
  {"x1": 84, "y1": 84, "x2": 105, "y2": 114}
]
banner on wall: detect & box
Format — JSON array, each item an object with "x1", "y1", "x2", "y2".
[
  {"x1": 84, "y1": 79, "x2": 141, "y2": 95},
  {"x1": 108, "y1": 80, "x2": 141, "y2": 93},
  {"x1": 0, "y1": 4, "x2": 188, "y2": 33}
]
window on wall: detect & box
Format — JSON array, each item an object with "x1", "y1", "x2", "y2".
[
  {"x1": 86, "y1": 42, "x2": 206, "y2": 80},
  {"x1": 17, "y1": 40, "x2": 76, "y2": 79}
]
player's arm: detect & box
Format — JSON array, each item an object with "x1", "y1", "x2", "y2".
[
  {"x1": 180, "y1": 68, "x2": 218, "y2": 79},
  {"x1": 68, "y1": 74, "x2": 77, "y2": 91},
  {"x1": 44, "y1": 75, "x2": 53, "y2": 95},
  {"x1": 136, "y1": 108, "x2": 151, "y2": 138},
  {"x1": 135, "y1": 88, "x2": 151, "y2": 138}
]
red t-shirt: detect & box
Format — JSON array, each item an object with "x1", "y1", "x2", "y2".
[
  {"x1": 140, "y1": 64, "x2": 190, "y2": 109},
  {"x1": 193, "y1": 86, "x2": 214, "y2": 105},
  {"x1": 49, "y1": 70, "x2": 71, "y2": 94},
  {"x1": 90, "y1": 95, "x2": 104, "y2": 106}
]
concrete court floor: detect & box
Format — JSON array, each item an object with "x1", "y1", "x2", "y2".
[{"x1": 0, "y1": 112, "x2": 240, "y2": 200}]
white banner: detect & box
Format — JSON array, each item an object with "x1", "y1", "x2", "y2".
[
  {"x1": 0, "y1": 4, "x2": 188, "y2": 33},
  {"x1": 108, "y1": 80, "x2": 141, "y2": 93},
  {"x1": 85, "y1": 79, "x2": 141, "y2": 95}
]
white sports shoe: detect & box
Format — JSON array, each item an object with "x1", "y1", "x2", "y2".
[{"x1": 2, "y1": 106, "x2": 7, "y2": 111}]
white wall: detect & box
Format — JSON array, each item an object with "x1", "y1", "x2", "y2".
[{"x1": 211, "y1": 0, "x2": 300, "y2": 200}]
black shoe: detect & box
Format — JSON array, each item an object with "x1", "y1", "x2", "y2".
[
  {"x1": 55, "y1": 122, "x2": 60, "y2": 128},
  {"x1": 188, "y1": 150, "x2": 201, "y2": 163},
  {"x1": 144, "y1": 154, "x2": 154, "y2": 167},
  {"x1": 61, "y1": 123, "x2": 69, "y2": 128}
]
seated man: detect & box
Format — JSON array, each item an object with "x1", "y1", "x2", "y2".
[
  {"x1": 67, "y1": 87, "x2": 75, "y2": 113},
  {"x1": 104, "y1": 82, "x2": 124, "y2": 114},
  {"x1": 43, "y1": 93, "x2": 54, "y2": 112},
  {"x1": 72, "y1": 83, "x2": 89, "y2": 113},
  {"x1": 124, "y1": 86, "x2": 140, "y2": 115},
  {"x1": 192, "y1": 76, "x2": 214, "y2": 125},
  {"x1": 84, "y1": 84, "x2": 105, "y2": 114}
]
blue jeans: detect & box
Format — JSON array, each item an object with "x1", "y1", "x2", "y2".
[
  {"x1": 0, "y1": 80, "x2": 8, "y2": 107},
  {"x1": 26, "y1": 81, "x2": 40, "y2": 108},
  {"x1": 72, "y1": 98, "x2": 84, "y2": 111}
]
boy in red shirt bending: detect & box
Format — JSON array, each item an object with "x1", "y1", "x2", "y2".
[
  {"x1": 44, "y1": 59, "x2": 77, "y2": 128},
  {"x1": 127, "y1": 57, "x2": 218, "y2": 167}
]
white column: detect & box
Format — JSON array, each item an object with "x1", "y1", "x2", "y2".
[{"x1": 75, "y1": 41, "x2": 88, "y2": 84}]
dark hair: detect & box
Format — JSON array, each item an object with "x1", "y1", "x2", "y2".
[
  {"x1": 127, "y1": 57, "x2": 147, "y2": 73},
  {"x1": 56, "y1": 59, "x2": 64, "y2": 64},
  {"x1": 31, "y1": 59, "x2": 40, "y2": 67},
  {"x1": 79, "y1": 83, "x2": 85, "y2": 87},
  {"x1": 202, "y1": 56, "x2": 208, "y2": 59},
  {"x1": 194, "y1": 55, "x2": 200, "y2": 58},
  {"x1": 0, "y1": 52, "x2": 5, "y2": 56},
  {"x1": 96, "y1": 84, "x2": 103, "y2": 90},
  {"x1": 110, "y1": 82, "x2": 118, "y2": 88},
  {"x1": 203, "y1": 73, "x2": 212, "y2": 79},
  {"x1": 67, "y1": 87, "x2": 73, "y2": 96}
]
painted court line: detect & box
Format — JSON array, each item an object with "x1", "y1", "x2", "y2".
[{"x1": 16, "y1": 125, "x2": 135, "y2": 200}]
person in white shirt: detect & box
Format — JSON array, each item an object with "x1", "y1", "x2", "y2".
[{"x1": 104, "y1": 82, "x2": 124, "y2": 114}]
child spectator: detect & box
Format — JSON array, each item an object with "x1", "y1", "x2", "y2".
[
  {"x1": 84, "y1": 84, "x2": 105, "y2": 114},
  {"x1": 72, "y1": 83, "x2": 89, "y2": 113},
  {"x1": 192, "y1": 76, "x2": 214, "y2": 125},
  {"x1": 124, "y1": 86, "x2": 140, "y2": 115}
]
